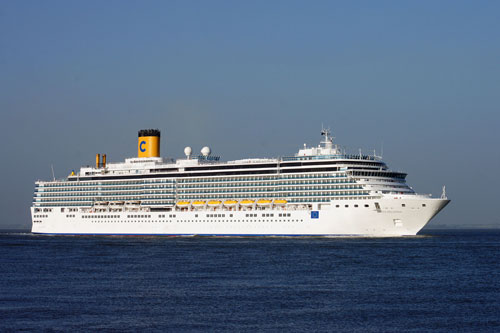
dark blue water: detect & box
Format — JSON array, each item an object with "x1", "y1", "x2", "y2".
[{"x1": 1, "y1": 230, "x2": 499, "y2": 332}]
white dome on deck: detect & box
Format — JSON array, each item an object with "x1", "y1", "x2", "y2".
[
  {"x1": 184, "y1": 146, "x2": 192, "y2": 158},
  {"x1": 201, "y1": 146, "x2": 211, "y2": 157}
]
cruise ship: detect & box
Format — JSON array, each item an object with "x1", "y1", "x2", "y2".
[{"x1": 31, "y1": 128, "x2": 449, "y2": 236}]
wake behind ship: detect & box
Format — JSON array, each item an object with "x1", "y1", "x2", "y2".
[{"x1": 31, "y1": 129, "x2": 449, "y2": 236}]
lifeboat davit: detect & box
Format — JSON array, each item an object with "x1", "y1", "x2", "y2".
[
  {"x1": 257, "y1": 199, "x2": 272, "y2": 206},
  {"x1": 223, "y1": 200, "x2": 238, "y2": 207},
  {"x1": 273, "y1": 199, "x2": 287, "y2": 206},
  {"x1": 207, "y1": 200, "x2": 222, "y2": 207},
  {"x1": 240, "y1": 199, "x2": 254, "y2": 206},
  {"x1": 124, "y1": 201, "x2": 140, "y2": 209}
]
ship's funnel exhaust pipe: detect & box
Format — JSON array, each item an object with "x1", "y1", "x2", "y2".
[
  {"x1": 102, "y1": 154, "x2": 107, "y2": 168},
  {"x1": 138, "y1": 129, "x2": 160, "y2": 158},
  {"x1": 96, "y1": 153, "x2": 100, "y2": 168}
]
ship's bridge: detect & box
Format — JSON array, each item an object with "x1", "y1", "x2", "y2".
[
  {"x1": 293, "y1": 128, "x2": 381, "y2": 162},
  {"x1": 296, "y1": 128, "x2": 341, "y2": 157}
]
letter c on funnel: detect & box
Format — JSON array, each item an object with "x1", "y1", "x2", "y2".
[{"x1": 140, "y1": 141, "x2": 146, "y2": 152}]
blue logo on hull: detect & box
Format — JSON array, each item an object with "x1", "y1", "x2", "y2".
[{"x1": 311, "y1": 211, "x2": 319, "y2": 219}]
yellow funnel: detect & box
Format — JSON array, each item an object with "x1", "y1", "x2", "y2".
[{"x1": 138, "y1": 129, "x2": 160, "y2": 158}]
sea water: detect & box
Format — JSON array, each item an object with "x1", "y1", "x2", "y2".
[{"x1": 1, "y1": 229, "x2": 499, "y2": 332}]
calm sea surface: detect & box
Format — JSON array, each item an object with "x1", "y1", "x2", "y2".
[{"x1": 1, "y1": 229, "x2": 499, "y2": 332}]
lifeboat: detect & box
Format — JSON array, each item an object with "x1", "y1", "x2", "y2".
[
  {"x1": 273, "y1": 199, "x2": 287, "y2": 205},
  {"x1": 207, "y1": 200, "x2": 222, "y2": 207},
  {"x1": 176, "y1": 201, "x2": 191, "y2": 207},
  {"x1": 240, "y1": 199, "x2": 254, "y2": 206},
  {"x1": 223, "y1": 200, "x2": 238, "y2": 207},
  {"x1": 94, "y1": 201, "x2": 109, "y2": 206},
  {"x1": 257, "y1": 199, "x2": 272, "y2": 206},
  {"x1": 192, "y1": 201, "x2": 206, "y2": 207}
]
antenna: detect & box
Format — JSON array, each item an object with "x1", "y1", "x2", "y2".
[
  {"x1": 381, "y1": 141, "x2": 384, "y2": 158},
  {"x1": 320, "y1": 125, "x2": 334, "y2": 152},
  {"x1": 51, "y1": 164, "x2": 55, "y2": 181}
]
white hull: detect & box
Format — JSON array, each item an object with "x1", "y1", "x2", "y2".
[{"x1": 31, "y1": 197, "x2": 449, "y2": 237}]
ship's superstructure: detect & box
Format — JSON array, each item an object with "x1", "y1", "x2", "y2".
[{"x1": 31, "y1": 129, "x2": 449, "y2": 236}]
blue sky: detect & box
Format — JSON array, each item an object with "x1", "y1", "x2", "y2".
[{"x1": 0, "y1": 1, "x2": 499, "y2": 229}]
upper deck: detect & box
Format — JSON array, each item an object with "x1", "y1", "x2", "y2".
[{"x1": 61, "y1": 128, "x2": 387, "y2": 182}]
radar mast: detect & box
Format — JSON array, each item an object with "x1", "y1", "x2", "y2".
[{"x1": 321, "y1": 126, "x2": 334, "y2": 150}]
